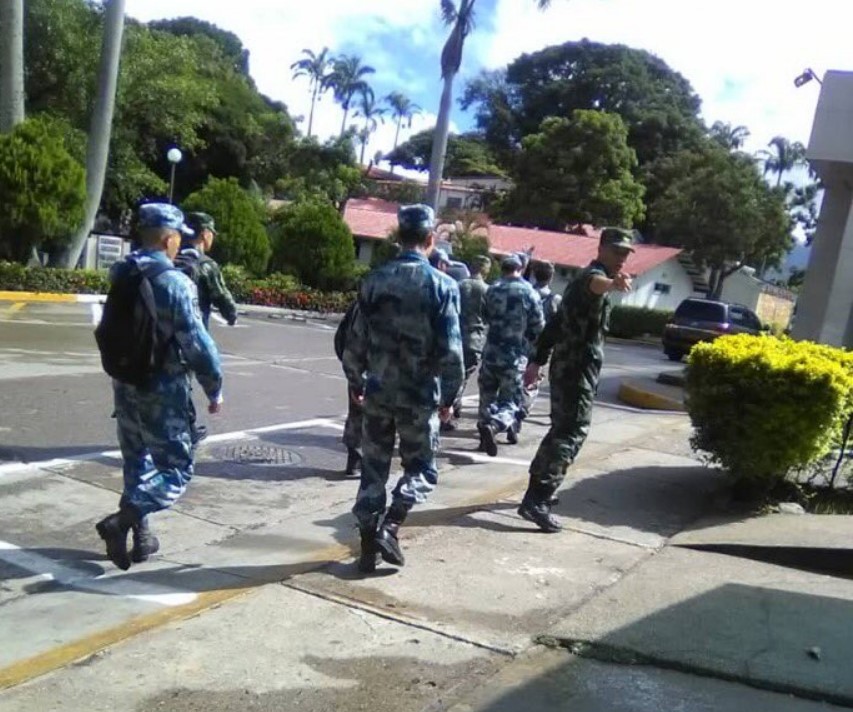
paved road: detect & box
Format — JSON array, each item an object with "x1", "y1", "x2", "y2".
[{"x1": 0, "y1": 301, "x2": 677, "y2": 464}]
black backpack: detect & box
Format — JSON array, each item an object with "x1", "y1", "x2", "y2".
[
  {"x1": 95, "y1": 261, "x2": 173, "y2": 387},
  {"x1": 173, "y1": 250, "x2": 201, "y2": 284}
]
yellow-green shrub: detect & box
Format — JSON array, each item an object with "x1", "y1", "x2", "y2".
[{"x1": 686, "y1": 334, "x2": 853, "y2": 485}]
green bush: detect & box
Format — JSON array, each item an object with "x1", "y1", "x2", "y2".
[
  {"x1": 686, "y1": 334, "x2": 853, "y2": 488},
  {"x1": 183, "y1": 177, "x2": 271, "y2": 275},
  {"x1": 0, "y1": 117, "x2": 86, "y2": 262},
  {"x1": 609, "y1": 306, "x2": 673, "y2": 339},
  {"x1": 269, "y1": 198, "x2": 356, "y2": 290},
  {"x1": 0, "y1": 261, "x2": 109, "y2": 294}
]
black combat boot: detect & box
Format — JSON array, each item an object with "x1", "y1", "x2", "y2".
[
  {"x1": 506, "y1": 422, "x2": 519, "y2": 445},
  {"x1": 517, "y1": 488, "x2": 563, "y2": 534},
  {"x1": 477, "y1": 423, "x2": 498, "y2": 457},
  {"x1": 130, "y1": 516, "x2": 160, "y2": 563},
  {"x1": 345, "y1": 448, "x2": 362, "y2": 477},
  {"x1": 95, "y1": 506, "x2": 139, "y2": 571},
  {"x1": 376, "y1": 501, "x2": 408, "y2": 566},
  {"x1": 357, "y1": 518, "x2": 379, "y2": 574}
]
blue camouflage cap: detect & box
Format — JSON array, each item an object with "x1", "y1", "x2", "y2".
[
  {"x1": 138, "y1": 203, "x2": 194, "y2": 237},
  {"x1": 429, "y1": 248, "x2": 450, "y2": 268},
  {"x1": 502, "y1": 253, "x2": 524, "y2": 270},
  {"x1": 398, "y1": 204, "x2": 435, "y2": 235}
]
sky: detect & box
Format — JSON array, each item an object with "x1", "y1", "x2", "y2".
[{"x1": 123, "y1": 0, "x2": 852, "y2": 172}]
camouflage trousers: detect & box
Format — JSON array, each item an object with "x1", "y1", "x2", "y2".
[
  {"x1": 352, "y1": 398, "x2": 440, "y2": 529},
  {"x1": 478, "y1": 358, "x2": 525, "y2": 433},
  {"x1": 114, "y1": 379, "x2": 195, "y2": 517},
  {"x1": 528, "y1": 359, "x2": 601, "y2": 498},
  {"x1": 452, "y1": 349, "x2": 481, "y2": 415},
  {"x1": 343, "y1": 397, "x2": 363, "y2": 451}
]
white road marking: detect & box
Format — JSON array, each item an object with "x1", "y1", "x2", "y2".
[
  {"x1": 0, "y1": 418, "x2": 343, "y2": 477},
  {"x1": 0, "y1": 540, "x2": 197, "y2": 607},
  {"x1": 211, "y1": 313, "x2": 248, "y2": 328},
  {"x1": 441, "y1": 450, "x2": 529, "y2": 466}
]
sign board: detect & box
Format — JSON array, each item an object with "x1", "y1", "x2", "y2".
[{"x1": 95, "y1": 235, "x2": 125, "y2": 270}]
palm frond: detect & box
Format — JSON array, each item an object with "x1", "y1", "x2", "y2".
[{"x1": 440, "y1": 0, "x2": 458, "y2": 25}]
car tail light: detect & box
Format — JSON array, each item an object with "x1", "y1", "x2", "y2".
[{"x1": 713, "y1": 323, "x2": 731, "y2": 334}]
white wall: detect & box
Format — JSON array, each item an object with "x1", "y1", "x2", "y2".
[
  {"x1": 354, "y1": 238, "x2": 374, "y2": 266},
  {"x1": 611, "y1": 258, "x2": 697, "y2": 311},
  {"x1": 720, "y1": 269, "x2": 762, "y2": 311}
]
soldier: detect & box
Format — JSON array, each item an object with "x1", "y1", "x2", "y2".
[
  {"x1": 477, "y1": 255, "x2": 544, "y2": 457},
  {"x1": 342, "y1": 204, "x2": 464, "y2": 573},
  {"x1": 518, "y1": 228, "x2": 634, "y2": 532},
  {"x1": 176, "y1": 212, "x2": 238, "y2": 330},
  {"x1": 429, "y1": 247, "x2": 451, "y2": 273},
  {"x1": 445, "y1": 255, "x2": 491, "y2": 432},
  {"x1": 519, "y1": 261, "x2": 563, "y2": 430},
  {"x1": 334, "y1": 299, "x2": 363, "y2": 476},
  {"x1": 95, "y1": 204, "x2": 223, "y2": 570}
]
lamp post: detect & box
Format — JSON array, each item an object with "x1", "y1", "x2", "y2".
[
  {"x1": 166, "y1": 147, "x2": 183, "y2": 204},
  {"x1": 794, "y1": 68, "x2": 823, "y2": 88}
]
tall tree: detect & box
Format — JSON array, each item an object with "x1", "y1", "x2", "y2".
[
  {"x1": 709, "y1": 120, "x2": 750, "y2": 151},
  {"x1": 386, "y1": 128, "x2": 504, "y2": 177},
  {"x1": 384, "y1": 91, "x2": 421, "y2": 151},
  {"x1": 759, "y1": 135, "x2": 807, "y2": 187},
  {"x1": 149, "y1": 16, "x2": 250, "y2": 75},
  {"x1": 328, "y1": 54, "x2": 375, "y2": 138},
  {"x1": 353, "y1": 88, "x2": 384, "y2": 165},
  {"x1": 500, "y1": 111, "x2": 645, "y2": 230},
  {"x1": 290, "y1": 47, "x2": 333, "y2": 139},
  {"x1": 61, "y1": 0, "x2": 126, "y2": 268},
  {"x1": 426, "y1": 0, "x2": 552, "y2": 210},
  {"x1": 0, "y1": 0, "x2": 25, "y2": 132}
]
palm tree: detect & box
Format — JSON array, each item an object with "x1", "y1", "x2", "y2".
[
  {"x1": 759, "y1": 136, "x2": 807, "y2": 187},
  {"x1": 385, "y1": 91, "x2": 422, "y2": 151},
  {"x1": 290, "y1": 47, "x2": 333, "y2": 139},
  {"x1": 709, "y1": 121, "x2": 750, "y2": 151},
  {"x1": 426, "y1": 0, "x2": 552, "y2": 210},
  {"x1": 353, "y1": 89, "x2": 385, "y2": 165},
  {"x1": 328, "y1": 54, "x2": 375, "y2": 138},
  {"x1": 62, "y1": 0, "x2": 126, "y2": 268},
  {"x1": 0, "y1": 0, "x2": 25, "y2": 133}
]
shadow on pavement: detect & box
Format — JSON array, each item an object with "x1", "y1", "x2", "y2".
[
  {"x1": 0, "y1": 443, "x2": 114, "y2": 463},
  {"x1": 677, "y1": 543, "x2": 853, "y2": 580}
]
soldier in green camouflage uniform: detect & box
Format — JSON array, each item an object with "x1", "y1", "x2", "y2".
[
  {"x1": 335, "y1": 300, "x2": 363, "y2": 476},
  {"x1": 342, "y1": 205, "x2": 464, "y2": 573},
  {"x1": 182, "y1": 213, "x2": 238, "y2": 330},
  {"x1": 477, "y1": 254, "x2": 544, "y2": 456},
  {"x1": 518, "y1": 229, "x2": 635, "y2": 532},
  {"x1": 445, "y1": 255, "x2": 491, "y2": 431}
]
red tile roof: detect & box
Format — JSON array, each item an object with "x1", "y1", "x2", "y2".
[{"x1": 343, "y1": 198, "x2": 682, "y2": 276}]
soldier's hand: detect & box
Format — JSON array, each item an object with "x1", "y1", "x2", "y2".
[
  {"x1": 523, "y1": 363, "x2": 541, "y2": 389},
  {"x1": 208, "y1": 395, "x2": 224, "y2": 415},
  {"x1": 350, "y1": 389, "x2": 365, "y2": 406},
  {"x1": 613, "y1": 273, "x2": 633, "y2": 292},
  {"x1": 439, "y1": 406, "x2": 453, "y2": 423},
  {"x1": 227, "y1": 317, "x2": 237, "y2": 326}
]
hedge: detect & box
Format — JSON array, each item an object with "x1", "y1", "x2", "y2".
[
  {"x1": 0, "y1": 261, "x2": 109, "y2": 294},
  {"x1": 609, "y1": 306, "x2": 673, "y2": 339},
  {"x1": 686, "y1": 334, "x2": 853, "y2": 489}
]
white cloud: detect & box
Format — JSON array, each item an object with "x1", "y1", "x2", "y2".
[{"x1": 481, "y1": 0, "x2": 852, "y2": 154}]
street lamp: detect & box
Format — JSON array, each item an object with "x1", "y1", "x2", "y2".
[
  {"x1": 166, "y1": 147, "x2": 183, "y2": 204},
  {"x1": 794, "y1": 68, "x2": 823, "y2": 88}
]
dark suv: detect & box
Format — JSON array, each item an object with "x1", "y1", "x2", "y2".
[{"x1": 662, "y1": 298, "x2": 764, "y2": 361}]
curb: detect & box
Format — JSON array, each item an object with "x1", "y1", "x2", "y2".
[
  {"x1": 618, "y1": 379, "x2": 686, "y2": 412},
  {"x1": 0, "y1": 291, "x2": 104, "y2": 304}
]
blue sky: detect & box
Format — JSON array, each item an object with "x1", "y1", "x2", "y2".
[{"x1": 123, "y1": 0, "x2": 852, "y2": 170}]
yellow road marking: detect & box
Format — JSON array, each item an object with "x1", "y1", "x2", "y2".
[
  {"x1": 0, "y1": 302, "x2": 26, "y2": 319},
  {"x1": 0, "y1": 291, "x2": 77, "y2": 303}
]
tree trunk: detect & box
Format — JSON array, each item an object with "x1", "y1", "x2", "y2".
[
  {"x1": 307, "y1": 82, "x2": 317, "y2": 138},
  {"x1": 59, "y1": 0, "x2": 126, "y2": 269},
  {"x1": 359, "y1": 134, "x2": 367, "y2": 165},
  {"x1": 340, "y1": 104, "x2": 348, "y2": 138},
  {"x1": 426, "y1": 74, "x2": 455, "y2": 212},
  {"x1": 0, "y1": 0, "x2": 25, "y2": 133}
]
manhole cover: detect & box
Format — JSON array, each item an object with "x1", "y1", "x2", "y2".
[{"x1": 215, "y1": 445, "x2": 303, "y2": 467}]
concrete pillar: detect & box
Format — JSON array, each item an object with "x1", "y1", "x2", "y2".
[{"x1": 792, "y1": 71, "x2": 853, "y2": 348}]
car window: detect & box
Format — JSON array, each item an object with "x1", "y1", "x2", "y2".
[
  {"x1": 745, "y1": 310, "x2": 763, "y2": 330},
  {"x1": 729, "y1": 307, "x2": 748, "y2": 326},
  {"x1": 675, "y1": 301, "x2": 727, "y2": 322}
]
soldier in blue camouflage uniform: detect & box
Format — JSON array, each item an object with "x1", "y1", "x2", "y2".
[
  {"x1": 518, "y1": 228, "x2": 634, "y2": 532},
  {"x1": 519, "y1": 261, "x2": 563, "y2": 431},
  {"x1": 342, "y1": 205, "x2": 464, "y2": 573},
  {"x1": 477, "y1": 255, "x2": 544, "y2": 457},
  {"x1": 445, "y1": 255, "x2": 491, "y2": 431},
  {"x1": 96, "y1": 204, "x2": 224, "y2": 570}
]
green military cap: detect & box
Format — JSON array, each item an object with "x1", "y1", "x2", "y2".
[
  {"x1": 472, "y1": 255, "x2": 491, "y2": 270},
  {"x1": 600, "y1": 227, "x2": 636, "y2": 252},
  {"x1": 186, "y1": 212, "x2": 217, "y2": 235}
]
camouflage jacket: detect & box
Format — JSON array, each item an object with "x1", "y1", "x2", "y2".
[
  {"x1": 481, "y1": 276, "x2": 544, "y2": 367},
  {"x1": 532, "y1": 260, "x2": 612, "y2": 371},
  {"x1": 342, "y1": 250, "x2": 464, "y2": 408},
  {"x1": 458, "y1": 275, "x2": 489, "y2": 355},
  {"x1": 109, "y1": 250, "x2": 223, "y2": 400},
  {"x1": 177, "y1": 248, "x2": 238, "y2": 324}
]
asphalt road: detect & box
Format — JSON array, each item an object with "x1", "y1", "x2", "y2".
[{"x1": 0, "y1": 301, "x2": 677, "y2": 464}]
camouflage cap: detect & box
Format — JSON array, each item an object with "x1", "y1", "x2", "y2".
[
  {"x1": 600, "y1": 227, "x2": 636, "y2": 252},
  {"x1": 138, "y1": 203, "x2": 194, "y2": 237},
  {"x1": 447, "y1": 260, "x2": 471, "y2": 282},
  {"x1": 502, "y1": 253, "x2": 524, "y2": 270},
  {"x1": 398, "y1": 204, "x2": 435, "y2": 234},
  {"x1": 472, "y1": 255, "x2": 492, "y2": 270},
  {"x1": 186, "y1": 212, "x2": 217, "y2": 235},
  {"x1": 429, "y1": 247, "x2": 451, "y2": 268}
]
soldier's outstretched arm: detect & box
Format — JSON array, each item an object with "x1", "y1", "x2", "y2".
[
  {"x1": 341, "y1": 293, "x2": 369, "y2": 394},
  {"x1": 206, "y1": 262, "x2": 238, "y2": 325},
  {"x1": 172, "y1": 280, "x2": 224, "y2": 402},
  {"x1": 436, "y1": 285, "x2": 464, "y2": 407}
]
